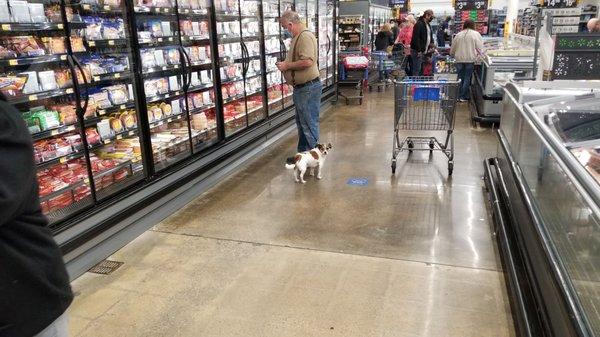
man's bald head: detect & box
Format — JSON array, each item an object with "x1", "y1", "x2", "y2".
[{"x1": 588, "y1": 18, "x2": 600, "y2": 32}]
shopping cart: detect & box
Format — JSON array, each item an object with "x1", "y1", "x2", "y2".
[
  {"x1": 391, "y1": 77, "x2": 460, "y2": 175},
  {"x1": 368, "y1": 50, "x2": 406, "y2": 92}
]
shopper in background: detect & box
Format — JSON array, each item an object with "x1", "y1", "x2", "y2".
[
  {"x1": 277, "y1": 10, "x2": 322, "y2": 156},
  {"x1": 410, "y1": 10, "x2": 435, "y2": 76},
  {"x1": 437, "y1": 16, "x2": 452, "y2": 47},
  {"x1": 587, "y1": 18, "x2": 600, "y2": 32},
  {"x1": 450, "y1": 19, "x2": 483, "y2": 102},
  {"x1": 375, "y1": 23, "x2": 394, "y2": 51},
  {"x1": 0, "y1": 99, "x2": 73, "y2": 337},
  {"x1": 396, "y1": 15, "x2": 415, "y2": 75},
  {"x1": 389, "y1": 19, "x2": 399, "y2": 41}
]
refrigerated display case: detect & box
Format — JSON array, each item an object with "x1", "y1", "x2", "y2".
[{"x1": 484, "y1": 82, "x2": 600, "y2": 337}]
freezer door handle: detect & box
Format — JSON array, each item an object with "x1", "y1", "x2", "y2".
[
  {"x1": 70, "y1": 55, "x2": 89, "y2": 117},
  {"x1": 180, "y1": 46, "x2": 192, "y2": 91}
]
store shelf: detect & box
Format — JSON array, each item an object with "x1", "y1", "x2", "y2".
[
  {"x1": 241, "y1": 34, "x2": 260, "y2": 41},
  {"x1": 218, "y1": 35, "x2": 243, "y2": 43},
  {"x1": 0, "y1": 54, "x2": 68, "y2": 67},
  {"x1": 0, "y1": 22, "x2": 84, "y2": 32},
  {"x1": 264, "y1": 33, "x2": 281, "y2": 38},
  {"x1": 96, "y1": 101, "x2": 136, "y2": 116},
  {"x1": 189, "y1": 102, "x2": 215, "y2": 114},
  {"x1": 32, "y1": 124, "x2": 77, "y2": 141},
  {"x1": 139, "y1": 36, "x2": 177, "y2": 46},
  {"x1": 245, "y1": 88, "x2": 263, "y2": 97},
  {"x1": 7, "y1": 87, "x2": 75, "y2": 105},
  {"x1": 148, "y1": 113, "x2": 186, "y2": 129},
  {"x1": 188, "y1": 60, "x2": 212, "y2": 69},
  {"x1": 143, "y1": 64, "x2": 181, "y2": 76},
  {"x1": 234, "y1": 54, "x2": 261, "y2": 62},
  {"x1": 99, "y1": 129, "x2": 139, "y2": 145},
  {"x1": 37, "y1": 150, "x2": 84, "y2": 170},
  {"x1": 188, "y1": 83, "x2": 213, "y2": 93},
  {"x1": 134, "y1": 6, "x2": 175, "y2": 14},
  {"x1": 146, "y1": 90, "x2": 183, "y2": 103},
  {"x1": 178, "y1": 8, "x2": 209, "y2": 17},
  {"x1": 245, "y1": 72, "x2": 262, "y2": 81},
  {"x1": 221, "y1": 76, "x2": 244, "y2": 85},
  {"x1": 222, "y1": 93, "x2": 245, "y2": 104},
  {"x1": 181, "y1": 36, "x2": 210, "y2": 43},
  {"x1": 216, "y1": 13, "x2": 241, "y2": 20},
  {"x1": 85, "y1": 71, "x2": 132, "y2": 86},
  {"x1": 225, "y1": 112, "x2": 247, "y2": 123},
  {"x1": 40, "y1": 179, "x2": 87, "y2": 203},
  {"x1": 78, "y1": 3, "x2": 122, "y2": 13},
  {"x1": 86, "y1": 39, "x2": 129, "y2": 48}
]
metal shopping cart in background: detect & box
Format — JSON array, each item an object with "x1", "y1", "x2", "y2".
[
  {"x1": 391, "y1": 77, "x2": 460, "y2": 175},
  {"x1": 337, "y1": 50, "x2": 369, "y2": 105},
  {"x1": 368, "y1": 50, "x2": 407, "y2": 92}
]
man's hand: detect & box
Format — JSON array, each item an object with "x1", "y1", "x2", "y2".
[{"x1": 276, "y1": 61, "x2": 289, "y2": 71}]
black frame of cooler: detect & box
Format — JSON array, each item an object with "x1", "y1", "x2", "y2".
[{"x1": 0, "y1": 0, "x2": 336, "y2": 234}]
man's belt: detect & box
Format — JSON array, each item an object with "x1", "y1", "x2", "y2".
[{"x1": 294, "y1": 77, "x2": 320, "y2": 89}]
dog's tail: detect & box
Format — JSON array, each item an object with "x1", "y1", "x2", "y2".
[{"x1": 285, "y1": 155, "x2": 300, "y2": 170}]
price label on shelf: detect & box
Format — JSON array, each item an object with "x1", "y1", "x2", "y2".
[
  {"x1": 167, "y1": 118, "x2": 173, "y2": 123},
  {"x1": 157, "y1": 121, "x2": 164, "y2": 126},
  {"x1": 162, "y1": 66, "x2": 167, "y2": 70},
  {"x1": 116, "y1": 135, "x2": 123, "y2": 140},
  {"x1": 120, "y1": 104, "x2": 126, "y2": 110},
  {"x1": 57, "y1": 24, "x2": 64, "y2": 29},
  {"x1": 158, "y1": 38, "x2": 163, "y2": 42},
  {"x1": 8, "y1": 59, "x2": 18, "y2": 66},
  {"x1": 174, "y1": 65, "x2": 179, "y2": 69},
  {"x1": 1, "y1": 24, "x2": 11, "y2": 31},
  {"x1": 84, "y1": 178, "x2": 89, "y2": 184},
  {"x1": 108, "y1": 40, "x2": 115, "y2": 46},
  {"x1": 104, "y1": 139, "x2": 111, "y2": 144},
  {"x1": 66, "y1": 88, "x2": 74, "y2": 94},
  {"x1": 154, "y1": 7, "x2": 161, "y2": 12},
  {"x1": 128, "y1": 131, "x2": 135, "y2": 136},
  {"x1": 83, "y1": 4, "x2": 91, "y2": 9},
  {"x1": 28, "y1": 95, "x2": 38, "y2": 101},
  {"x1": 114, "y1": 73, "x2": 121, "y2": 79},
  {"x1": 93, "y1": 76, "x2": 100, "y2": 81},
  {"x1": 59, "y1": 157, "x2": 67, "y2": 164},
  {"x1": 103, "y1": 5, "x2": 111, "y2": 10},
  {"x1": 51, "y1": 130, "x2": 59, "y2": 136},
  {"x1": 98, "y1": 110, "x2": 106, "y2": 115},
  {"x1": 164, "y1": 8, "x2": 170, "y2": 12},
  {"x1": 88, "y1": 41, "x2": 96, "y2": 47},
  {"x1": 60, "y1": 55, "x2": 67, "y2": 61}
]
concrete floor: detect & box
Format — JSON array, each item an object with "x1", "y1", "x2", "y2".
[{"x1": 68, "y1": 90, "x2": 515, "y2": 337}]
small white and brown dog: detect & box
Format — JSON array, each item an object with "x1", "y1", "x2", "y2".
[{"x1": 285, "y1": 143, "x2": 332, "y2": 183}]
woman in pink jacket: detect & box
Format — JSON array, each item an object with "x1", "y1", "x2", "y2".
[{"x1": 395, "y1": 15, "x2": 415, "y2": 75}]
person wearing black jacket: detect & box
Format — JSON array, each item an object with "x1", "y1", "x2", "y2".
[
  {"x1": 0, "y1": 99, "x2": 73, "y2": 337},
  {"x1": 410, "y1": 10, "x2": 435, "y2": 76}
]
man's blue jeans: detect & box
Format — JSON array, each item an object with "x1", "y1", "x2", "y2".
[
  {"x1": 455, "y1": 62, "x2": 474, "y2": 100},
  {"x1": 410, "y1": 49, "x2": 423, "y2": 76},
  {"x1": 293, "y1": 80, "x2": 322, "y2": 152}
]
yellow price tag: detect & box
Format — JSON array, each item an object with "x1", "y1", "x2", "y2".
[
  {"x1": 103, "y1": 5, "x2": 110, "y2": 10},
  {"x1": 114, "y1": 73, "x2": 121, "y2": 78},
  {"x1": 57, "y1": 24, "x2": 63, "y2": 29},
  {"x1": 174, "y1": 65, "x2": 179, "y2": 69},
  {"x1": 60, "y1": 55, "x2": 67, "y2": 60},
  {"x1": 104, "y1": 139, "x2": 111, "y2": 144},
  {"x1": 28, "y1": 95, "x2": 38, "y2": 101},
  {"x1": 93, "y1": 76, "x2": 100, "y2": 81},
  {"x1": 167, "y1": 118, "x2": 173, "y2": 122},
  {"x1": 165, "y1": 8, "x2": 170, "y2": 12},
  {"x1": 59, "y1": 157, "x2": 67, "y2": 163},
  {"x1": 84, "y1": 178, "x2": 89, "y2": 184},
  {"x1": 51, "y1": 130, "x2": 59, "y2": 136},
  {"x1": 89, "y1": 41, "x2": 96, "y2": 47},
  {"x1": 1, "y1": 24, "x2": 11, "y2": 31},
  {"x1": 98, "y1": 110, "x2": 106, "y2": 115},
  {"x1": 8, "y1": 59, "x2": 18, "y2": 66},
  {"x1": 129, "y1": 131, "x2": 135, "y2": 136},
  {"x1": 120, "y1": 104, "x2": 126, "y2": 110},
  {"x1": 154, "y1": 7, "x2": 160, "y2": 12},
  {"x1": 116, "y1": 134, "x2": 122, "y2": 140},
  {"x1": 108, "y1": 40, "x2": 115, "y2": 46},
  {"x1": 158, "y1": 37, "x2": 163, "y2": 42},
  {"x1": 83, "y1": 4, "x2": 91, "y2": 9}
]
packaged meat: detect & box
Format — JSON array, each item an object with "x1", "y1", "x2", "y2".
[
  {"x1": 149, "y1": 20, "x2": 163, "y2": 37},
  {"x1": 65, "y1": 134, "x2": 83, "y2": 150},
  {"x1": 200, "y1": 70, "x2": 210, "y2": 83},
  {"x1": 161, "y1": 21, "x2": 172, "y2": 37},
  {"x1": 165, "y1": 48, "x2": 179, "y2": 65},
  {"x1": 160, "y1": 102, "x2": 172, "y2": 116},
  {"x1": 180, "y1": 20, "x2": 193, "y2": 36},
  {"x1": 151, "y1": 104, "x2": 163, "y2": 120},
  {"x1": 38, "y1": 70, "x2": 58, "y2": 91},
  {"x1": 89, "y1": 89, "x2": 112, "y2": 109},
  {"x1": 103, "y1": 18, "x2": 124, "y2": 39},
  {"x1": 29, "y1": 108, "x2": 61, "y2": 131},
  {"x1": 200, "y1": 21, "x2": 209, "y2": 36},
  {"x1": 42, "y1": 37, "x2": 67, "y2": 55},
  {"x1": 84, "y1": 16, "x2": 103, "y2": 40},
  {"x1": 86, "y1": 127, "x2": 101, "y2": 145},
  {"x1": 141, "y1": 49, "x2": 157, "y2": 69},
  {"x1": 0, "y1": 76, "x2": 27, "y2": 97},
  {"x1": 202, "y1": 90, "x2": 211, "y2": 104},
  {"x1": 54, "y1": 69, "x2": 72, "y2": 89},
  {"x1": 168, "y1": 76, "x2": 179, "y2": 91},
  {"x1": 154, "y1": 49, "x2": 165, "y2": 66},
  {"x1": 192, "y1": 21, "x2": 201, "y2": 36},
  {"x1": 0, "y1": 45, "x2": 17, "y2": 60},
  {"x1": 0, "y1": 0, "x2": 10, "y2": 22},
  {"x1": 28, "y1": 3, "x2": 46, "y2": 23},
  {"x1": 120, "y1": 110, "x2": 137, "y2": 128},
  {"x1": 48, "y1": 192, "x2": 73, "y2": 211},
  {"x1": 144, "y1": 79, "x2": 158, "y2": 97},
  {"x1": 107, "y1": 84, "x2": 128, "y2": 105},
  {"x1": 190, "y1": 72, "x2": 200, "y2": 86},
  {"x1": 157, "y1": 78, "x2": 169, "y2": 94},
  {"x1": 55, "y1": 105, "x2": 77, "y2": 125},
  {"x1": 96, "y1": 119, "x2": 112, "y2": 139},
  {"x1": 171, "y1": 99, "x2": 181, "y2": 114},
  {"x1": 20, "y1": 71, "x2": 39, "y2": 94},
  {"x1": 109, "y1": 117, "x2": 123, "y2": 133},
  {"x1": 10, "y1": 0, "x2": 31, "y2": 23},
  {"x1": 192, "y1": 93, "x2": 203, "y2": 107},
  {"x1": 70, "y1": 37, "x2": 86, "y2": 53},
  {"x1": 8, "y1": 36, "x2": 45, "y2": 57}
]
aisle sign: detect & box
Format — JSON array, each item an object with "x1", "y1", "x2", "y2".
[{"x1": 455, "y1": 0, "x2": 487, "y2": 10}]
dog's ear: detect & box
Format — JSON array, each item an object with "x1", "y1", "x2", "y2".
[{"x1": 317, "y1": 144, "x2": 325, "y2": 152}]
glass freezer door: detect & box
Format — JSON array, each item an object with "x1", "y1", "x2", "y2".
[
  {"x1": 66, "y1": 0, "x2": 147, "y2": 202},
  {"x1": 280, "y1": 0, "x2": 294, "y2": 109},
  {"x1": 178, "y1": 0, "x2": 219, "y2": 152},
  {"x1": 317, "y1": 0, "x2": 327, "y2": 86},
  {"x1": 241, "y1": 0, "x2": 266, "y2": 126},
  {"x1": 134, "y1": 0, "x2": 193, "y2": 171},
  {"x1": 262, "y1": 0, "x2": 285, "y2": 116},
  {"x1": 0, "y1": 0, "x2": 94, "y2": 226}
]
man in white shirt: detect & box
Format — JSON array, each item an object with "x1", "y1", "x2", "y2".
[{"x1": 450, "y1": 19, "x2": 483, "y2": 102}]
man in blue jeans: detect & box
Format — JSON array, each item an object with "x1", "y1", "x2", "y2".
[
  {"x1": 450, "y1": 19, "x2": 483, "y2": 102},
  {"x1": 277, "y1": 10, "x2": 322, "y2": 158}
]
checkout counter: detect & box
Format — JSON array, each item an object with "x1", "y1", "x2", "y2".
[{"x1": 484, "y1": 81, "x2": 600, "y2": 337}]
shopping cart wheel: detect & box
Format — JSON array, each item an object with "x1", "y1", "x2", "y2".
[
  {"x1": 408, "y1": 140, "x2": 414, "y2": 153},
  {"x1": 448, "y1": 161, "x2": 454, "y2": 176},
  {"x1": 392, "y1": 160, "x2": 396, "y2": 174},
  {"x1": 429, "y1": 140, "x2": 435, "y2": 152}
]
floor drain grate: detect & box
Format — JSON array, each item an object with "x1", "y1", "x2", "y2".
[{"x1": 88, "y1": 260, "x2": 123, "y2": 275}]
